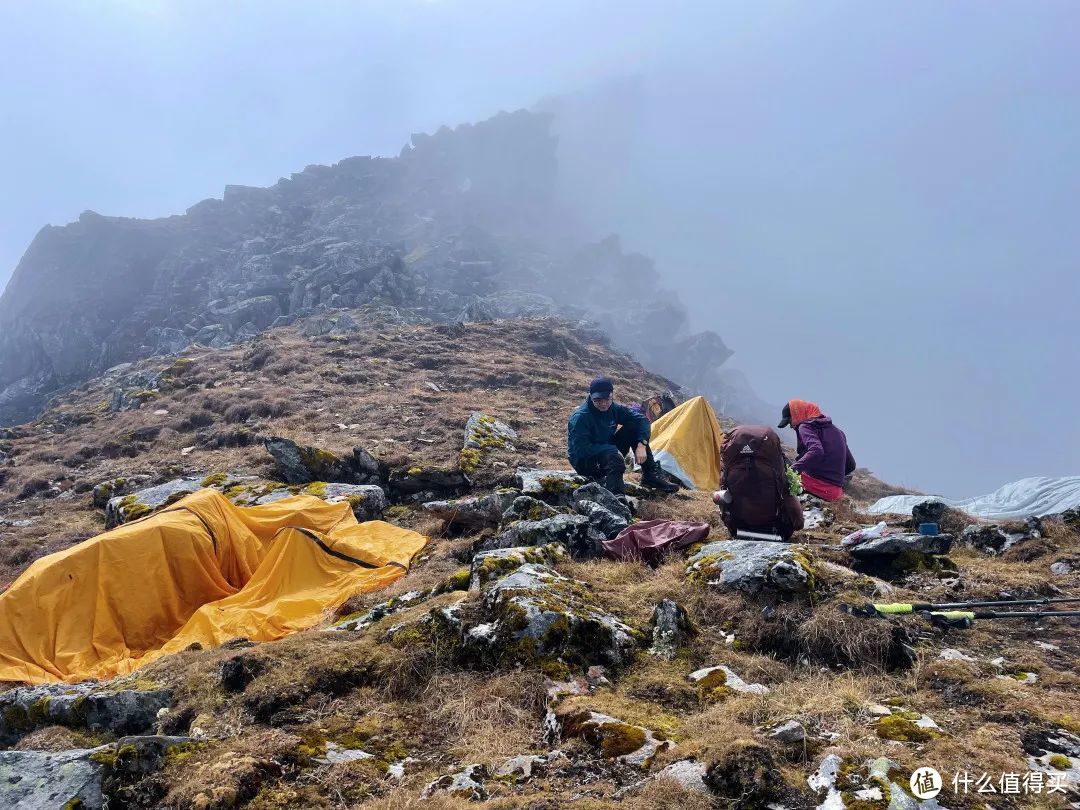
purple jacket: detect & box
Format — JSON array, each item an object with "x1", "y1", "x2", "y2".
[{"x1": 793, "y1": 416, "x2": 856, "y2": 487}]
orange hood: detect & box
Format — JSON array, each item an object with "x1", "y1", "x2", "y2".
[{"x1": 788, "y1": 399, "x2": 823, "y2": 426}]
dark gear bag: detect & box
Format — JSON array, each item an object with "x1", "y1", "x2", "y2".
[{"x1": 721, "y1": 425, "x2": 804, "y2": 536}]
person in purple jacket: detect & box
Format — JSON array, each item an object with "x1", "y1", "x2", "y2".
[{"x1": 777, "y1": 399, "x2": 856, "y2": 502}]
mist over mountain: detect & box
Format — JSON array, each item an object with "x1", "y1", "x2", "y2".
[{"x1": 0, "y1": 109, "x2": 768, "y2": 430}]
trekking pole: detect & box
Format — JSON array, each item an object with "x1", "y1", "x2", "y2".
[
  {"x1": 920, "y1": 609, "x2": 1080, "y2": 629},
  {"x1": 840, "y1": 597, "x2": 1080, "y2": 618}
]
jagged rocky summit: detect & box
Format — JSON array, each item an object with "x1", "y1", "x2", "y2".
[{"x1": 0, "y1": 108, "x2": 761, "y2": 427}]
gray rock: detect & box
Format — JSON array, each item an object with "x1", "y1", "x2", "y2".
[
  {"x1": 388, "y1": 466, "x2": 471, "y2": 501},
  {"x1": 469, "y1": 544, "x2": 568, "y2": 590},
  {"x1": 1051, "y1": 561, "x2": 1074, "y2": 575},
  {"x1": 686, "y1": 540, "x2": 815, "y2": 594},
  {"x1": 514, "y1": 467, "x2": 587, "y2": 505},
  {"x1": 554, "y1": 709, "x2": 675, "y2": 768},
  {"x1": 422, "y1": 763, "x2": 489, "y2": 800},
  {"x1": 493, "y1": 754, "x2": 547, "y2": 781},
  {"x1": 422, "y1": 491, "x2": 518, "y2": 531},
  {"x1": 315, "y1": 743, "x2": 374, "y2": 765},
  {"x1": 463, "y1": 412, "x2": 517, "y2": 451},
  {"x1": 688, "y1": 665, "x2": 769, "y2": 695},
  {"x1": 0, "y1": 683, "x2": 172, "y2": 739},
  {"x1": 104, "y1": 478, "x2": 201, "y2": 528},
  {"x1": 466, "y1": 563, "x2": 642, "y2": 670},
  {"x1": 574, "y1": 498, "x2": 629, "y2": 540},
  {"x1": 0, "y1": 747, "x2": 105, "y2": 810},
  {"x1": 962, "y1": 524, "x2": 1010, "y2": 554},
  {"x1": 264, "y1": 436, "x2": 380, "y2": 486},
  {"x1": 648, "y1": 599, "x2": 692, "y2": 659},
  {"x1": 501, "y1": 495, "x2": 559, "y2": 524},
  {"x1": 849, "y1": 533, "x2": 953, "y2": 558},
  {"x1": 480, "y1": 513, "x2": 604, "y2": 559},
  {"x1": 573, "y1": 482, "x2": 632, "y2": 522},
  {"x1": 317, "y1": 483, "x2": 387, "y2": 521},
  {"x1": 766, "y1": 719, "x2": 808, "y2": 746},
  {"x1": 653, "y1": 759, "x2": 709, "y2": 793}
]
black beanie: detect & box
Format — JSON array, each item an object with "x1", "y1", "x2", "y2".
[{"x1": 589, "y1": 376, "x2": 614, "y2": 397}]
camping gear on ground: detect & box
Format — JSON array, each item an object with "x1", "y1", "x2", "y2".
[
  {"x1": 866, "y1": 475, "x2": 1080, "y2": 521},
  {"x1": 0, "y1": 489, "x2": 428, "y2": 684},
  {"x1": 842, "y1": 521, "x2": 890, "y2": 547},
  {"x1": 841, "y1": 597, "x2": 1080, "y2": 628},
  {"x1": 649, "y1": 396, "x2": 725, "y2": 490},
  {"x1": 602, "y1": 519, "x2": 710, "y2": 566},
  {"x1": 918, "y1": 522, "x2": 940, "y2": 536},
  {"x1": 718, "y1": 425, "x2": 804, "y2": 541}
]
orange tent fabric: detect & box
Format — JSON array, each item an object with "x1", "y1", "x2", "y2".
[{"x1": 0, "y1": 489, "x2": 427, "y2": 684}]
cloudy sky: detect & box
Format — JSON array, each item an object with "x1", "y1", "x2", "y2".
[{"x1": 1, "y1": 1, "x2": 1077, "y2": 495}]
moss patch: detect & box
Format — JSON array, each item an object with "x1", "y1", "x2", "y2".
[{"x1": 874, "y1": 715, "x2": 936, "y2": 743}]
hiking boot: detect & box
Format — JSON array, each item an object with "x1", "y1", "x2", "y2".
[{"x1": 640, "y1": 461, "x2": 679, "y2": 493}]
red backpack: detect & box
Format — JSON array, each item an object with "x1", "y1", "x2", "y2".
[{"x1": 721, "y1": 425, "x2": 801, "y2": 533}]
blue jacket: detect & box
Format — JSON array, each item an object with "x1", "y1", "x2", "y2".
[{"x1": 567, "y1": 396, "x2": 651, "y2": 468}]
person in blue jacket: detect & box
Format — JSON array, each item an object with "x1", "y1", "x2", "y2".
[{"x1": 567, "y1": 376, "x2": 678, "y2": 495}]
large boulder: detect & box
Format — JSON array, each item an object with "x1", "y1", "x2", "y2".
[
  {"x1": 0, "y1": 683, "x2": 172, "y2": 740},
  {"x1": 961, "y1": 524, "x2": 1011, "y2": 554},
  {"x1": 422, "y1": 491, "x2": 518, "y2": 531},
  {"x1": 463, "y1": 413, "x2": 517, "y2": 451},
  {"x1": 514, "y1": 468, "x2": 587, "y2": 505},
  {"x1": 463, "y1": 563, "x2": 643, "y2": 671},
  {"x1": 848, "y1": 532, "x2": 953, "y2": 558},
  {"x1": 0, "y1": 735, "x2": 195, "y2": 810},
  {"x1": 501, "y1": 495, "x2": 560, "y2": 524},
  {"x1": 686, "y1": 540, "x2": 816, "y2": 594},
  {"x1": 263, "y1": 437, "x2": 383, "y2": 486},
  {"x1": 388, "y1": 465, "x2": 471, "y2": 503},
  {"x1": 478, "y1": 513, "x2": 604, "y2": 559},
  {"x1": 469, "y1": 544, "x2": 568, "y2": 589},
  {"x1": 104, "y1": 478, "x2": 201, "y2": 528},
  {"x1": 574, "y1": 499, "x2": 629, "y2": 540}
]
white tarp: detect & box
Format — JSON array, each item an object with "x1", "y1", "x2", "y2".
[{"x1": 867, "y1": 476, "x2": 1080, "y2": 521}]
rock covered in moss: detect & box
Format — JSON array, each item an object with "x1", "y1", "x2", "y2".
[
  {"x1": 0, "y1": 683, "x2": 173, "y2": 740},
  {"x1": 555, "y1": 709, "x2": 674, "y2": 768},
  {"x1": 653, "y1": 759, "x2": 710, "y2": 793},
  {"x1": 514, "y1": 468, "x2": 587, "y2": 505},
  {"x1": 422, "y1": 490, "x2": 518, "y2": 531},
  {"x1": 648, "y1": 599, "x2": 692, "y2": 659},
  {"x1": 263, "y1": 436, "x2": 384, "y2": 486},
  {"x1": 501, "y1": 495, "x2": 560, "y2": 524},
  {"x1": 104, "y1": 477, "x2": 203, "y2": 527},
  {"x1": 686, "y1": 540, "x2": 816, "y2": 594},
  {"x1": 421, "y1": 763, "x2": 489, "y2": 800},
  {"x1": 688, "y1": 665, "x2": 769, "y2": 701},
  {"x1": 469, "y1": 544, "x2": 568, "y2": 589},
  {"x1": 479, "y1": 513, "x2": 604, "y2": 559},
  {"x1": 465, "y1": 563, "x2": 641, "y2": 671},
  {"x1": 463, "y1": 412, "x2": 517, "y2": 451},
  {"x1": 388, "y1": 465, "x2": 471, "y2": 502}
]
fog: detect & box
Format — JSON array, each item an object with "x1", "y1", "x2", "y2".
[{"x1": 1, "y1": 0, "x2": 1077, "y2": 495}]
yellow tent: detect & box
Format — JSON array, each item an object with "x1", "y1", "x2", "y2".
[
  {"x1": 650, "y1": 395, "x2": 725, "y2": 491},
  {"x1": 0, "y1": 489, "x2": 427, "y2": 684}
]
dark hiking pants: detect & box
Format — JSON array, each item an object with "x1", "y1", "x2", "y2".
[{"x1": 573, "y1": 431, "x2": 654, "y2": 495}]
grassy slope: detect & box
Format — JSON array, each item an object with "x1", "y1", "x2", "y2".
[{"x1": 0, "y1": 311, "x2": 1077, "y2": 809}]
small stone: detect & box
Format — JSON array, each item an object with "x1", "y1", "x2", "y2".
[
  {"x1": 688, "y1": 665, "x2": 769, "y2": 696},
  {"x1": 493, "y1": 754, "x2": 547, "y2": 781},
  {"x1": 654, "y1": 759, "x2": 709, "y2": 793},
  {"x1": 648, "y1": 599, "x2": 692, "y2": 660},
  {"x1": 866, "y1": 704, "x2": 893, "y2": 717},
  {"x1": 315, "y1": 743, "x2": 374, "y2": 765},
  {"x1": 938, "y1": 648, "x2": 976, "y2": 663},
  {"x1": 766, "y1": 719, "x2": 808, "y2": 746},
  {"x1": 421, "y1": 764, "x2": 489, "y2": 800}
]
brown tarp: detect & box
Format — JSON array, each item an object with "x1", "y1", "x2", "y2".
[{"x1": 602, "y1": 519, "x2": 711, "y2": 565}]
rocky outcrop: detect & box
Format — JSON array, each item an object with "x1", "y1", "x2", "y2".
[
  {"x1": 648, "y1": 599, "x2": 692, "y2": 659},
  {"x1": 422, "y1": 491, "x2": 518, "y2": 531},
  {"x1": 0, "y1": 109, "x2": 752, "y2": 429},
  {"x1": 463, "y1": 563, "x2": 642, "y2": 671},
  {"x1": 478, "y1": 513, "x2": 604, "y2": 559},
  {"x1": 0, "y1": 683, "x2": 171, "y2": 741},
  {"x1": 263, "y1": 437, "x2": 384, "y2": 486},
  {"x1": 554, "y1": 709, "x2": 674, "y2": 768},
  {"x1": 686, "y1": 540, "x2": 816, "y2": 594}
]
